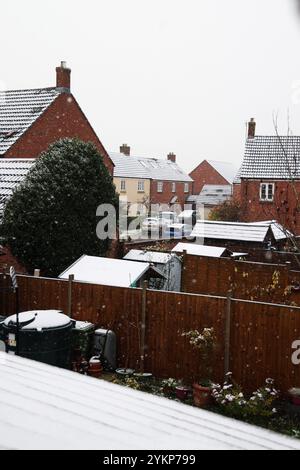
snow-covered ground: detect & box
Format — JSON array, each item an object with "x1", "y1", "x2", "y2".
[{"x1": 0, "y1": 352, "x2": 299, "y2": 450}]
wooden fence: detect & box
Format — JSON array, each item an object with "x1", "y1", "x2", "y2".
[
  {"x1": 181, "y1": 253, "x2": 300, "y2": 305},
  {"x1": 1, "y1": 273, "x2": 300, "y2": 394}
]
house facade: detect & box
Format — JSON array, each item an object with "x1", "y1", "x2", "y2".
[
  {"x1": 110, "y1": 146, "x2": 193, "y2": 216},
  {"x1": 189, "y1": 159, "x2": 236, "y2": 194},
  {"x1": 234, "y1": 119, "x2": 300, "y2": 234},
  {"x1": 0, "y1": 62, "x2": 114, "y2": 174}
]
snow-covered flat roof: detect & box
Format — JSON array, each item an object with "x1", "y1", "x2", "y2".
[
  {"x1": 59, "y1": 255, "x2": 154, "y2": 287},
  {"x1": 0, "y1": 353, "x2": 299, "y2": 450},
  {"x1": 172, "y1": 243, "x2": 229, "y2": 258},
  {"x1": 123, "y1": 250, "x2": 175, "y2": 265}
]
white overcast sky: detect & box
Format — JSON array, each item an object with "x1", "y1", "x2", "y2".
[{"x1": 1, "y1": 0, "x2": 300, "y2": 173}]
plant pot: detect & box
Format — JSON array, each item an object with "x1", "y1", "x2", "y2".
[
  {"x1": 115, "y1": 368, "x2": 135, "y2": 378},
  {"x1": 88, "y1": 357, "x2": 103, "y2": 378},
  {"x1": 175, "y1": 386, "x2": 191, "y2": 401},
  {"x1": 193, "y1": 383, "x2": 212, "y2": 407},
  {"x1": 133, "y1": 372, "x2": 153, "y2": 383},
  {"x1": 288, "y1": 388, "x2": 300, "y2": 406},
  {"x1": 291, "y1": 395, "x2": 300, "y2": 406}
]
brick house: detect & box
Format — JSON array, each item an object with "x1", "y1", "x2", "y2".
[
  {"x1": 0, "y1": 61, "x2": 114, "y2": 174},
  {"x1": 110, "y1": 145, "x2": 193, "y2": 214},
  {"x1": 234, "y1": 119, "x2": 300, "y2": 235},
  {"x1": 189, "y1": 159, "x2": 237, "y2": 194}
]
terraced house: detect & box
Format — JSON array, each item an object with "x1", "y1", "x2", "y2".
[{"x1": 110, "y1": 145, "x2": 193, "y2": 216}]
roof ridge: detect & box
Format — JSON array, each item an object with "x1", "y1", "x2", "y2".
[{"x1": 0, "y1": 87, "x2": 60, "y2": 94}]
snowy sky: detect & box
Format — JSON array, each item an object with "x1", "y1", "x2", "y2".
[{"x1": 1, "y1": 0, "x2": 300, "y2": 173}]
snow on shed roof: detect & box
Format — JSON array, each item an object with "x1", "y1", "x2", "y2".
[
  {"x1": 59, "y1": 255, "x2": 159, "y2": 287},
  {"x1": 0, "y1": 353, "x2": 299, "y2": 450},
  {"x1": 110, "y1": 152, "x2": 192, "y2": 182},
  {"x1": 0, "y1": 158, "x2": 35, "y2": 219},
  {"x1": 191, "y1": 220, "x2": 289, "y2": 243},
  {"x1": 123, "y1": 250, "x2": 176, "y2": 264},
  {"x1": 0, "y1": 88, "x2": 61, "y2": 156},
  {"x1": 172, "y1": 243, "x2": 229, "y2": 258}
]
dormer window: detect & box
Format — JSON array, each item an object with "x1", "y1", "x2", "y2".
[{"x1": 260, "y1": 183, "x2": 274, "y2": 202}]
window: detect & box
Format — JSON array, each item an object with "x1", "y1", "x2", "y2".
[
  {"x1": 157, "y1": 181, "x2": 163, "y2": 193},
  {"x1": 260, "y1": 183, "x2": 274, "y2": 202},
  {"x1": 138, "y1": 180, "x2": 145, "y2": 192},
  {"x1": 184, "y1": 183, "x2": 189, "y2": 193},
  {"x1": 120, "y1": 180, "x2": 126, "y2": 192},
  {"x1": 172, "y1": 182, "x2": 176, "y2": 193}
]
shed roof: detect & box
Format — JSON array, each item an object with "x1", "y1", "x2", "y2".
[
  {"x1": 59, "y1": 255, "x2": 161, "y2": 287},
  {"x1": 172, "y1": 243, "x2": 230, "y2": 257},
  {"x1": 123, "y1": 250, "x2": 176, "y2": 264},
  {"x1": 0, "y1": 353, "x2": 299, "y2": 450},
  {"x1": 191, "y1": 220, "x2": 289, "y2": 243}
]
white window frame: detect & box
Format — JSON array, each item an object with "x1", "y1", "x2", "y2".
[
  {"x1": 172, "y1": 182, "x2": 176, "y2": 193},
  {"x1": 184, "y1": 183, "x2": 189, "y2": 193},
  {"x1": 157, "y1": 181, "x2": 163, "y2": 193},
  {"x1": 138, "y1": 180, "x2": 145, "y2": 192},
  {"x1": 260, "y1": 183, "x2": 274, "y2": 202},
  {"x1": 120, "y1": 179, "x2": 126, "y2": 192}
]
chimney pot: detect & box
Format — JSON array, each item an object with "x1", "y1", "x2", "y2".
[
  {"x1": 56, "y1": 61, "x2": 71, "y2": 92},
  {"x1": 120, "y1": 144, "x2": 131, "y2": 156},
  {"x1": 167, "y1": 152, "x2": 176, "y2": 163},
  {"x1": 248, "y1": 118, "x2": 256, "y2": 139}
]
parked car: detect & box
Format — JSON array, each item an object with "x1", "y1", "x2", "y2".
[
  {"x1": 163, "y1": 223, "x2": 192, "y2": 239},
  {"x1": 141, "y1": 217, "x2": 159, "y2": 235},
  {"x1": 158, "y1": 211, "x2": 177, "y2": 230}
]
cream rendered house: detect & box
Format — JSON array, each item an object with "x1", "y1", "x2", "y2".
[{"x1": 110, "y1": 148, "x2": 151, "y2": 216}]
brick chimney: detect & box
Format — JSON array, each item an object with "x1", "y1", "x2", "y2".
[
  {"x1": 56, "y1": 61, "x2": 71, "y2": 92},
  {"x1": 167, "y1": 152, "x2": 176, "y2": 163},
  {"x1": 120, "y1": 144, "x2": 131, "y2": 156},
  {"x1": 248, "y1": 118, "x2": 256, "y2": 139}
]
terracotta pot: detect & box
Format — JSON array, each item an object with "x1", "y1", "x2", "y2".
[
  {"x1": 88, "y1": 357, "x2": 103, "y2": 378},
  {"x1": 193, "y1": 383, "x2": 212, "y2": 407},
  {"x1": 175, "y1": 386, "x2": 191, "y2": 401},
  {"x1": 292, "y1": 395, "x2": 300, "y2": 406}
]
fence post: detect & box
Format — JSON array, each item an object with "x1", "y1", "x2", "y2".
[
  {"x1": 181, "y1": 250, "x2": 187, "y2": 292},
  {"x1": 140, "y1": 280, "x2": 148, "y2": 373},
  {"x1": 224, "y1": 290, "x2": 232, "y2": 377},
  {"x1": 67, "y1": 274, "x2": 74, "y2": 317}
]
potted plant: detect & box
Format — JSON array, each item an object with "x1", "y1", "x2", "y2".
[
  {"x1": 161, "y1": 378, "x2": 178, "y2": 397},
  {"x1": 175, "y1": 385, "x2": 192, "y2": 401},
  {"x1": 182, "y1": 327, "x2": 216, "y2": 407},
  {"x1": 288, "y1": 388, "x2": 300, "y2": 406}
]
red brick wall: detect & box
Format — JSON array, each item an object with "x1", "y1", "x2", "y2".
[
  {"x1": 0, "y1": 247, "x2": 27, "y2": 274},
  {"x1": 149, "y1": 180, "x2": 192, "y2": 208},
  {"x1": 4, "y1": 93, "x2": 114, "y2": 175},
  {"x1": 189, "y1": 160, "x2": 229, "y2": 194},
  {"x1": 239, "y1": 179, "x2": 300, "y2": 235}
]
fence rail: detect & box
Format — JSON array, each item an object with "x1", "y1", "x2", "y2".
[{"x1": 0, "y1": 272, "x2": 300, "y2": 393}]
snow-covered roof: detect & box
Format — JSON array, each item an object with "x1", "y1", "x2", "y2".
[
  {"x1": 110, "y1": 152, "x2": 192, "y2": 182},
  {"x1": 59, "y1": 255, "x2": 161, "y2": 287},
  {"x1": 0, "y1": 88, "x2": 61, "y2": 156},
  {"x1": 187, "y1": 184, "x2": 232, "y2": 206},
  {"x1": 123, "y1": 250, "x2": 176, "y2": 264},
  {"x1": 239, "y1": 136, "x2": 300, "y2": 180},
  {"x1": 206, "y1": 160, "x2": 237, "y2": 184},
  {"x1": 0, "y1": 158, "x2": 35, "y2": 219},
  {"x1": 0, "y1": 353, "x2": 299, "y2": 450},
  {"x1": 191, "y1": 220, "x2": 290, "y2": 243},
  {"x1": 172, "y1": 243, "x2": 229, "y2": 258}
]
